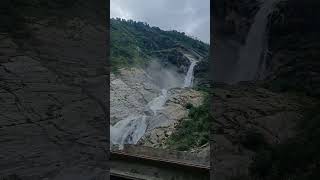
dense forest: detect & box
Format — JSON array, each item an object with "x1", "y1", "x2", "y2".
[{"x1": 110, "y1": 18, "x2": 209, "y2": 71}]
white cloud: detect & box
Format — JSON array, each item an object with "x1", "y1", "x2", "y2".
[
  {"x1": 110, "y1": 0, "x2": 210, "y2": 43},
  {"x1": 110, "y1": 0, "x2": 133, "y2": 19}
]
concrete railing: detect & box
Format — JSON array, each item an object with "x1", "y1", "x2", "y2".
[{"x1": 116, "y1": 144, "x2": 210, "y2": 166}]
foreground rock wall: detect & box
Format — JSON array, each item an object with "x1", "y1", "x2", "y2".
[
  {"x1": 210, "y1": 83, "x2": 316, "y2": 179},
  {"x1": 265, "y1": 0, "x2": 320, "y2": 97},
  {"x1": 0, "y1": 1, "x2": 109, "y2": 179}
]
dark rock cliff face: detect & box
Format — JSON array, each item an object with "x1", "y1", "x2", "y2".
[
  {"x1": 211, "y1": 1, "x2": 320, "y2": 180},
  {"x1": 210, "y1": 83, "x2": 315, "y2": 179},
  {"x1": 212, "y1": 0, "x2": 259, "y2": 83},
  {"x1": 194, "y1": 56, "x2": 212, "y2": 87},
  {"x1": 153, "y1": 48, "x2": 191, "y2": 74},
  {"x1": 213, "y1": 0, "x2": 320, "y2": 92},
  {"x1": 264, "y1": 0, "x2": 320, "y2": 98},
  {"x1": 150, "y1": 45, "x2": 212, "y2": 87},
  {"x1": 213, "y1": 0, "x2": 259, "y2": 43},
  {"x1": 0, "y1": 1, "x2": 108, "y2": 179}
]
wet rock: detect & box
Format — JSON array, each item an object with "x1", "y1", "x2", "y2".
[
  {"x1": 155, "y1": 48, "x2": 191, "y2": 74},
  {"x1": 139, "y1": 88, "x2": 206, "y2": 148},
  {"x1": 110, "y1": 68, "x2": 160, "y2": 125}
]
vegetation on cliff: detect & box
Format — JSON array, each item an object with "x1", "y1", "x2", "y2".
[
  {"x1": 166, "y1": 92, "x2": 212, "y2": 151},
  {"x1": 110, "y1": 18, "x2": 209, "y2": 71}
]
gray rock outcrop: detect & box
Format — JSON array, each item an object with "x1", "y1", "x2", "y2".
[
  {"x1": 138, "y1": 88, "x2": 205, "y2": 148},
  {"x1": 110, "y1": 68, "x2": 160, "y2": 125}
]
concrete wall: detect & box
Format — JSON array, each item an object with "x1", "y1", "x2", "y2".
[{"x1": 121, "y1": 145, "x2": 210, "y2": 166}]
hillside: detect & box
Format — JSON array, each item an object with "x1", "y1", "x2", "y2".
[
  {"x1": 110, "y1": 18, "x2": 209, "y2": 72},
  {"x1": 211, "y1": 1, "x2": 320, "y2": 179},
  {"x1": 110, "y1": 18, "x2": 212, "y2": 156}
]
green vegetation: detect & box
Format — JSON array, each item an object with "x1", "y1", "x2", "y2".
[
  {"x1": 110, "y1": 18, "x2": 209, "y2": 71},
  {"x1": 166, "y1": 93, "x2": 212, "y2": 151}
]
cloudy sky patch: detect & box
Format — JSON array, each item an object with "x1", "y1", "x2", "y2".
[{"x1": 110, "y1": 0, "x2": 210, "y2": 43}]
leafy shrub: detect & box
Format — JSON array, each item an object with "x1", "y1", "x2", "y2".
[
  {"x1": 166, "y1": 94, "x2": 212, "y2": 151},
  {"x1": 110, "y1": 18, "x2": 209, "y2": 72},
  {"x1": 185, "y1": 103, "x2": 193, "y2": 109}
]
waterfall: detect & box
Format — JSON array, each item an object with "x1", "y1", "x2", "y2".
[
  {"x1": 111, "y1": 54, "x2": 198, "y2": 149},
  {"x1": 183, "y1": 54, "x2": 198, "y2": 87},
  {"x1": 147, "y1": 89, "x2": 168, "y2": 115},
  {"x1": 110, "y1": 115, "x2": 147, "y2": 149},
  {"x1": 233, "y1": 0, "x2": 279, "y2": 82},
  {"x1": 110, "y1": 89, "x2": 169, "y2": 149},
  {"x1": 183, "y1": 60, "x2": 197, "y2": 87}
]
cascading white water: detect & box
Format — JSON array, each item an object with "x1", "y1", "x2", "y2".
[
  {"x1": 111, "y1": 54, "x2": 198, "y2": 149},
  {"x1": 147, "y1": 89, "x2": 168, "y2": 115},
  {"x1": 183, "y1": 60, "x2": 197, "y2": 88},
  {"x1": 233, "y1": 0, "x2": 279, "y2": 82},
  {"x1": 110, "y1": 115, "x2": 147, "y2": 149}
]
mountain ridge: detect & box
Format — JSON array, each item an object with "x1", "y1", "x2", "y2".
[{"x1": 110, "y1": 18, "x2": 209, "y2": 72}]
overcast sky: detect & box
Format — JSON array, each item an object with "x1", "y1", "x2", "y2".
[{"x1": 110, "y1": 0, "x2": 210, "y2": 44}]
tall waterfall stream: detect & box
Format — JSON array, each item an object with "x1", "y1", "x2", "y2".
[
  {"x1": 111, "y1": 55, "x2": 198, "y2": 149},
  {"x1": 233, "y1": 0, "x2": 279, "y2": 83}
]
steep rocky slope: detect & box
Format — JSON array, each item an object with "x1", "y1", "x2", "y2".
[
  {"x1": 0, "y1": 1, "x2": 108, "y2": 179},
  {"x1": 138, "y1": 88, "x2": 205, "y2": 148},
  {"x1": 110, "y1": 68, "x2": 160, "y2": 125},
  {"x1": 211, "y1": 83, "x2": 316, "y2": 179},
  {"x1": 110, "y1": 17, "x2": 211, "y2": 154},
  {"x1": 110, "y1": 18, "x2": 211, "y2": 87},
  {"x1": 110, "y1": 63, "x2": 208, "y2": 152},
  {"x1": 211, "y1": 0, "x2": 320, "y2": 179}
]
